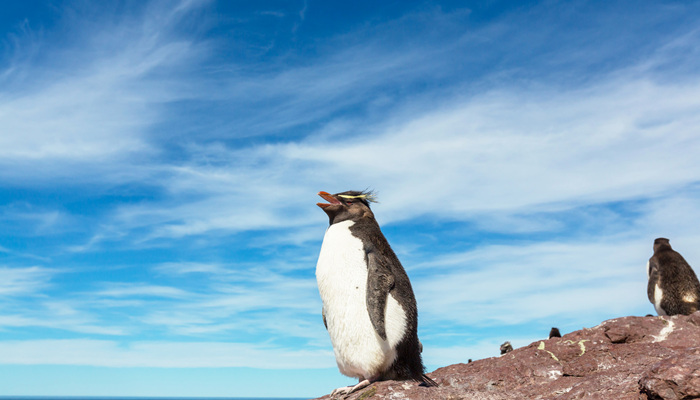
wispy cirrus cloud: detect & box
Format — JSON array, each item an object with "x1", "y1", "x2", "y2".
[
  {"x1": 93, "y1": 284, "x2": 192, "y2": 299},
  {"x1": 0, "y1": 312, "x2": 126, "y2": 336},
  {"x1": 83, "y1": 71, "x2": 700, "y2": 243},
  {"x1": 4, "y1": 0, "x2": 700, "y2": 247},
  {"x1": 1, "y1": 0, "x2": 700, "y2": 382},
  {"x1": 0, "y1": 284, "x2": 129, "y2": 335},
  {"x1": 0, "y1": 263, "x2": 323, "y2": 341},
  {"x1": 414, "y1": 239, "x2": 650, "y2": 328},
  {"x1": 0, "y1": 0, "x2": 209, "y2": 186},
  {"x1": 0, "y1": 339, "x2": 334, "y2": 368},
  {"x1": 135, "y1": 268, "x2": 323, "y2": 339},
  {"x1": 0, "y1": 266, "x2": 53, "y2": 296}
]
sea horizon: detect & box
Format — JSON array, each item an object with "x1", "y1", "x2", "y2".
[{"x1": 0, "y1": 397, "x2": 308, "y2": 400}]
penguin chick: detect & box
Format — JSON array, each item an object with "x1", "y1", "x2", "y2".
[
  {"x1": 549, "y1": 327, "x2": 561, "y2": 339},
  {"x1": 647, "y1": 238, "x2": 700, "y2": 316},
  {"x1": 315, "y1": 190, "x2": 437, "y2": 398},
  {"x1": 500, "y1": 341, "x2": 513, "y2": 355}
]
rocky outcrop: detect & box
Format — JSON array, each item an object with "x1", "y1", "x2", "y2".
[{"x1": 312, "y1": 312, "x2": 700, "y2": 400}]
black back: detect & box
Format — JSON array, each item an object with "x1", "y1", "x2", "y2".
[
  {"x1": 648, "y1": 238, "x2": 700, "y2": 315},
  {"x1": 500, "y1": 341, "x2": 513, "y2": 355},
  {"x1": 350, "y1": 216, "x2": 427, "y2": 382},
  {"x1": 549, "y1": 327, "x2": 561, "y2": 338}
]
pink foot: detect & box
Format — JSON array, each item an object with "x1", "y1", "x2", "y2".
[{"x1": 330, "y1": 379, "x2": 373, "y2": 399}]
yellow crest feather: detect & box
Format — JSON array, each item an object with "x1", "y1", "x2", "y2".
[{"x1": 337, "y1": 192, "x2": 378, "y2": 203}]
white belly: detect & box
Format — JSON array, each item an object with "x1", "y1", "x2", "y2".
[
  {"x1": 316, "y1": 220, "x2": 407, "y2": 379},
  {"x1": 653, "y1": 284, "x2": 666, "y2": 316}
]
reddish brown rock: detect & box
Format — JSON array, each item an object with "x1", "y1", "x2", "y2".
[
  {"x1": 639, "y1": 349, "x2": 700, "y2": 400},
  {"x1": 311, "y1": 312, "x2": 700, "y2": 400}
]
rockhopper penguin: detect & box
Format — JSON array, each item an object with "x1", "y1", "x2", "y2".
[
  {"x1": 647, "y1": 238, "x2": 700, "y2": 316},
  {"x1": 315, "y1": 190, "x2": 437, "y2": 398},
  {"x1": 499, "y1": 341, "x2": 513, "y2": 355}
]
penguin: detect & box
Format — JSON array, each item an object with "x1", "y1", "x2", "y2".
[
  {"x1": 549, "y1": 327, "x2": 561, "y2": 339},
  {"x1": 647, "y1": 238, "x2": 700, "y2": 316},
  {"x1": 499, "y1": 341, "x2": 513, "y2": 355},
  {"x1": 315, "y1": 190, "x2": 437, "y2": 398}
]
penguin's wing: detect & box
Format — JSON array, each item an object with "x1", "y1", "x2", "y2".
[
  {"x1": 647, "y1": 257, "x2": 659, "y2": 303},
  {"x1": 366, "y1": 250, "x2": 395, "y2": 341}
]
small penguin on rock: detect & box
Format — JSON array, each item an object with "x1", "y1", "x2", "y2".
[
  {"x1": 549, "y1": 327, "x2": 561, "y2": 339},
  {"x1": 500, "y1": 341, "x2": 513, "y2": 355},
  {"x1": 315, "y1": 190, "x2": 437, "y2": 398},
  {"x1": 647, "y1": 238, "x2": 700, "y2": 316}
]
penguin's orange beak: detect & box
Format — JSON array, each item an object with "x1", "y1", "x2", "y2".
[{"x1": 317, "y1": 191, "x2": 341, "y2": 209}]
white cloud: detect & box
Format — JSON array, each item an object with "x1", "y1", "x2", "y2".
[
  {"x1": 96, "y1": 73, "x2": 700, "y2": 242},
  {"x1": 0, "y1": 205, "x2": 72, "y2": 236},
  {"x1": 279, "y1": 77, "x2": 700, "y2": 222},
  {"x1": 0, "y1": 266, "x2": 53, "y2": 296},
  {"x1": 131, "y1": 274, "x2": 323, "y2": 338},
  {"x1": 0, "y1": 0, "x2": 208, "y2": 186},
  {"x1": 632, "y1": 192, "x2": 700, "y2": 258},
  {"x1": 0, "y1": 309, "x2": 127, "y2": 336},
  {"x1": 1, "y1": 0, "x2": 699, "y2": 382},
  {"x1": 154, "y1": 261, "x2": 229, "y2": 275},
  {"x1": 44, "y1": 263, "x2": 328, "y2": 341},
  {"x1": 0, "y1": 339, "x2": 334, "y2": 368},
  {"x1": 2, "y1": 0, "x2": 699, "y2": 247},
  {"x1": 415, "y1": 239, "x2": 652, "y2": 328},
  {"x1": 94, "y1": 284, "x2": 192, "y2": 299}
]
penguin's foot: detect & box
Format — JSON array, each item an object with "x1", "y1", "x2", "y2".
[{"x1": 330, "y1": 379, "x2": 372, "y2": 399}]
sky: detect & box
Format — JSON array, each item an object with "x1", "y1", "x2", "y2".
[{"x1": 1, "y1": 0, "x2": 700, "y2": 398}]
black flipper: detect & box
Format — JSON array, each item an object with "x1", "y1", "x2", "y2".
[
  {"x1": 647, "y1": 258, "x2": 659, "y2": 304},
  {"x1": 366, "y1": 250, "x2": 395, "y2": 341}
]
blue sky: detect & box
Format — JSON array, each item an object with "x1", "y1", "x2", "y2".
[{"x1": 1, "y1": 0, "x2": 700, "y2": 397}]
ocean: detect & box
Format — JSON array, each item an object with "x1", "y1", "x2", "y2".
[{"x1": 0, "y1": 398, "x2": 308, "y2": 400}]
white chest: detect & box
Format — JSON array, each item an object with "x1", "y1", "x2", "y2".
[
  {"x1": 316, "y1": 220, "x2": 368, "y2": 295},
  {"x1": 653, "y1": 284, "x2": 666, "y2": 316}
]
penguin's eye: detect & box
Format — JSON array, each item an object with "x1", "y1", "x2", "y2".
[{"x1": 346, "y1": 201, "x2": 353, "y2": 205}]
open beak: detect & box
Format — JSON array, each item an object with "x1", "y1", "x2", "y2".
[{"x1": 317, "y1": 191, "x2": 341, "y2": 209}]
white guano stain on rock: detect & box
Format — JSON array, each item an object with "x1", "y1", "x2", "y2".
[{"x1": 652, "y1": 319, "x2": 675, "y2": 343}]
